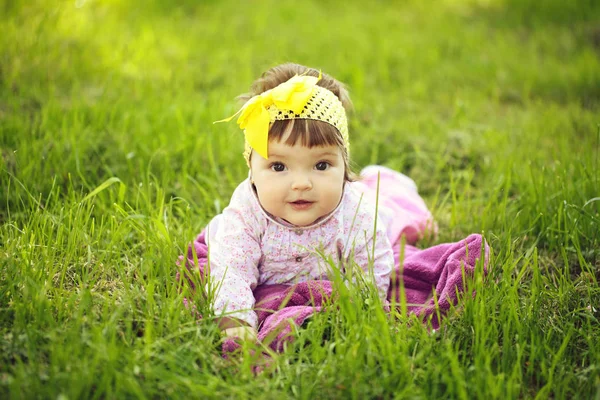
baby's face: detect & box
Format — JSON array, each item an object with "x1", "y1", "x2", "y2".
[{"x1": 250, "y1": 137, "x2": 345, "y2": 227}]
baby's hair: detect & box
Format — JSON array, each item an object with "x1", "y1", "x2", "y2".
[{"x1": 238, "y1": 63, "x2": 356, "y2": 181}]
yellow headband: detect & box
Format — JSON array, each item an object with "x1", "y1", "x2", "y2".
[{"x1": 215, "y1": 72, "x2": 349, "y2": 164}]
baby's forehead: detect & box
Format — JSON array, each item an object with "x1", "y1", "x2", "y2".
[
  {"x1": 269, "y1": 119, "x2": 344, "y2": 149},
  {"x1": 268, "y1": 140, "x2": 341, "y2": 156}
]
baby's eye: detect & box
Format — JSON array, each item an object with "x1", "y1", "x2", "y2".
[
  {"x1": 270, "y1": 162, "x2": 286, "y2": 172},
  {"x1": 315, "y1": 161, "x2": 330, "y2": 171}
]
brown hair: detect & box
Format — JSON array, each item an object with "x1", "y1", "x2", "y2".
[{"x1": 238, "y1": 63, "x2": 355, "y2": 181}]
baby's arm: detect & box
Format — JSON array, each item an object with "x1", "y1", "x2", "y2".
[
  {"x1": 209, "y1": 220, "x2": 261, "y2": 339},
  {"x1": 207, "y1": 183, "x2": 264, "y2": 339},
  {"x1": 346, "y1": 213, "x2": 393, "y2": 300}
]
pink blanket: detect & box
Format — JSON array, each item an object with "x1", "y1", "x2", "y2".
[{"x1": 179, "y1": 231, "x2": 489, "y2": 352}]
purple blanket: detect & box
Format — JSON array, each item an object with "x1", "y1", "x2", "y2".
[{"x1": 179, "y1": 231, "x2": 488, "y2": 352}]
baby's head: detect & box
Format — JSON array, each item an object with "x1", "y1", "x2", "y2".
[
  {"x1": 239, "y1": 63, "x2": 353, "y2": 181},
  {"x1": 220, "y1": 63, "x2": 353, "y2": 226}
]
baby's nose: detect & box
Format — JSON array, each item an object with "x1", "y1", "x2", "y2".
[{"x1": 291, "y1": 174, "x2": 313, "y2": 190}]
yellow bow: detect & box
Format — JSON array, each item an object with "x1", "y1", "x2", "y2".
[{"x1": 215, "y1": 72, "x2": 321, "y2": 160}]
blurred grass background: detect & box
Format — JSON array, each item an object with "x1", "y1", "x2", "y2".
[{"x1": 1, "y1": 0, "x2": 599, "y2": 398}]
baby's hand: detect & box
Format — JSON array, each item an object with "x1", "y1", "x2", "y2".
[{"x1": 223, "y1": 326, "x2": 258, "y2": 342}]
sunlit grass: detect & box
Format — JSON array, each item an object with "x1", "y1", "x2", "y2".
[{"x1": 1, "y1": 0, "x2": 599, "y2": 398}]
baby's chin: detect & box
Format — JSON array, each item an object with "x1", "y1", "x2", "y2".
[{"x1": 283, "y1": 213, "x2": 330, "y2": 227}]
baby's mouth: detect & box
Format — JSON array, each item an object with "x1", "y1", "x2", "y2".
[{"x1": 290, "y1": 200, "x2": 314, "y2": 210}]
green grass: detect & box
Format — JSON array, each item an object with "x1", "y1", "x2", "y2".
[{"x1": 1, "y1": 0, "x2": 599, "y2": 398}]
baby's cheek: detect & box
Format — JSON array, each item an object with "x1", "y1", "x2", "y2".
[
  {"x1": 325, "y1": 186, "x2": 343, "y2": 211},
  {"x1": 256, "y1": 187, "x2": 278, "y2": 211}
]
